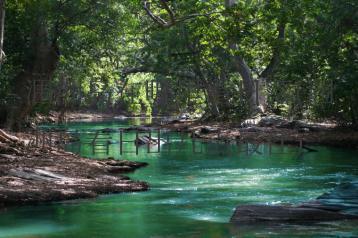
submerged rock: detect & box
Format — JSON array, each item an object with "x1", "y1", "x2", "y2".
[
  {"x1": 230, "y1": 205, "x2": 357, "y2": 223},
  {"x1": 231, "y1": 181, "x2": 358, "y2": 224}
]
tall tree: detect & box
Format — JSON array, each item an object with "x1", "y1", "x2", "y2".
[{"x1": 0, "y1": 0, "x2": 5, "y2": 67}]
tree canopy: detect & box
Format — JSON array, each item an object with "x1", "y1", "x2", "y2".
[{"x1": 0, "y1": 0, "x2": 357, "y2": 129}]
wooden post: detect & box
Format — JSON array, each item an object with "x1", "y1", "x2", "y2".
[
  {"x1": 157, "y1": 129, "x2": 161, "y2": 153},
  {"x1": 167, "y1": 134, "x2": 171, "y2": 153},
  {"x1": 136, "y1": 131, "x2": 139, "y2": 155},
  {"x1": 299, "y1": 140, "x2": 303, "y2": 149},
  {"x1": 217, "y1": 130, "x2": 220, "y2": 140},
  {"x1": 106, "y1": 141, "x2": 109, "y2": 155},
  {"x1": 119, "y1": 130, "x2": 123, "y2": 155},
  {"x1": 148, "y1": 131, "x2": 151, "y2": 153},
  {"x1": 281, "y1": 138, "x2": 284, "y2": 146},
  {"x1": 192, "y1": 132, "x2": 195, "y2": 153}
]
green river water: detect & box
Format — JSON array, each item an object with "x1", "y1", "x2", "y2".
[{"x1": 0, "y1": 118, "x2": 357, "y2": 238}]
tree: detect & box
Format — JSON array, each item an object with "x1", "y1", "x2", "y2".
[{"x1": 0, "y1": 0, "x2": 5, "y2": 67}]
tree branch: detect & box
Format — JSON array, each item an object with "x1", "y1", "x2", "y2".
[
  {"x1": 259, "y1": 22, "x2": 286, "y2": 80},
  {"x1": 142, "y1": 0, "x2": 222, "y2": 28}
]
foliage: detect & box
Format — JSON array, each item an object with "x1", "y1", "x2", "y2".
[{"x1": 0, "y1": 0, "x2": 357, "y2": 125}]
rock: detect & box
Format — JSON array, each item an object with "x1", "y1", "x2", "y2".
[
  {"x1": 134, "y1": 136, "x2": 158, "y2": 145},
  {"x1": 230, "y1": 205, "x2": 358, "y2": 223},
  {"x1": 258, "y1": 115, "x2": 288, "y2": 127},
  {"x1": 101, "y1": 128, "x2": 118, "y2": 133},
  {"x1": 191, "y1": 131, "x2": 201, "y2": 138},
  {"x1": 106, "y1": 166, "x2": 135, "y2": 173},
  {"x1": 179, "y1": 113, "x2": 190, "y2": 120},
  {"x1": 315, "y1": 181, "x2": 358, "y2": 215},
  {"x1": 200, "y1": 126, "x2": 219, "y2": 134},
  {"x1": 123, "y1": 126, "x2": 152, "y2": 132},
  {"x1": 298, "y1": 127, "x2": 310, "y2": 133},
  {"x1": 231, "y1": 181, "x2": 358, "y2": 224},
  {"x1": 239, "y1": 127, "x2": 266, "y2": 133}
]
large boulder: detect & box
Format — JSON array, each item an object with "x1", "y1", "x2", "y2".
[{"x1": 258, "y1": 115, "x2": 288, "y2": 127}]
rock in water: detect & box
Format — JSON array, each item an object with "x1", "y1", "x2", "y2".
[
  {"x1": 230, "y1": 205, "x2": 358, "y2": 223},
  {"x1": 315, "y1": 181, "x2": 358, "y2": 215},
  {"x1": 231, "y1": 181, "x2": 358, "y2": 224},
  {"x1": 135, "y1": 136, "x2": 159, "y2": 145}
]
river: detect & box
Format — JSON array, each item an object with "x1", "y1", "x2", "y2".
[{"x1": 0, "y1": 118, "x2": 357, "y2": 237}]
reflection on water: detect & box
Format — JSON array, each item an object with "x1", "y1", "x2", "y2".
[{"x1": 0, "y1": 118, "x2": 357, "y2": 238}]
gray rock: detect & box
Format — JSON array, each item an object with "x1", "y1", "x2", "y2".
[
  {"x1": 200, "y1": 126, "x2": 219, "y2": 134},
  {"x1": 258, "y1": 115, "x2": 288, "y2": 127}
]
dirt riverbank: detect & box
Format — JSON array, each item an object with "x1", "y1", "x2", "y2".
[
  {"x1": 159, "y1": 119, "x2": 358, "y2": 149},
  {"x1": 0, "y1": 129, "x2": 148, "y2": 206}
]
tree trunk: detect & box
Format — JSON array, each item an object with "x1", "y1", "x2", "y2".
[
  {"x1": 6, "y1": 21, "x2": 59, "y2": 131},
  {"x1": 0, "y1": 0, "x2": 5, "y2": 67},
  {"x1": 225, "y1": 1, "x2": 260, "y2": 115}
]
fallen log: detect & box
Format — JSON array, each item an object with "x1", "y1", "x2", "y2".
[
  {"x1": 0, "y1": 129, "x2": 20, "y2": 143},
  {"x1": 8, "y1": 168, "x2": 68, "y2": 182}
]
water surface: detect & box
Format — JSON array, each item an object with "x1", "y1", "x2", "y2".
[{"x1": 0, "y1": 118, "x2": 357, "y2": 237}]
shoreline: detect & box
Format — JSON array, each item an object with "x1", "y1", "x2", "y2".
[
  {"x1": 34, "y1": 111, "x2": 358, "y2": 149},
  {"x1": 158, "y1": 120, "x2": 358, "y2": 149},
  {"x1": 0, "y1": 129, "x2": 148, "y2": 207}
]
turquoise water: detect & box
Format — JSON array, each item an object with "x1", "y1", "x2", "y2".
[{"x1": 0, "y1": 119, "x2": 357, "y2": 237}]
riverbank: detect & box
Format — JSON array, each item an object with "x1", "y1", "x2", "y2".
[
  {"x1": 33, "y1": 111, "x2": 120, "y2": 124},
  {"x1": 159, "y1": 117, "x2": 358, "y2": 149},
  {"x1": 0, "y1": 129, "x2": 148, "y2": 206}
]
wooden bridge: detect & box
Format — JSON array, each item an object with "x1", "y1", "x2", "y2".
[{"x1": 30, "y1": 127, "x2": 314, "y2": 160}]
